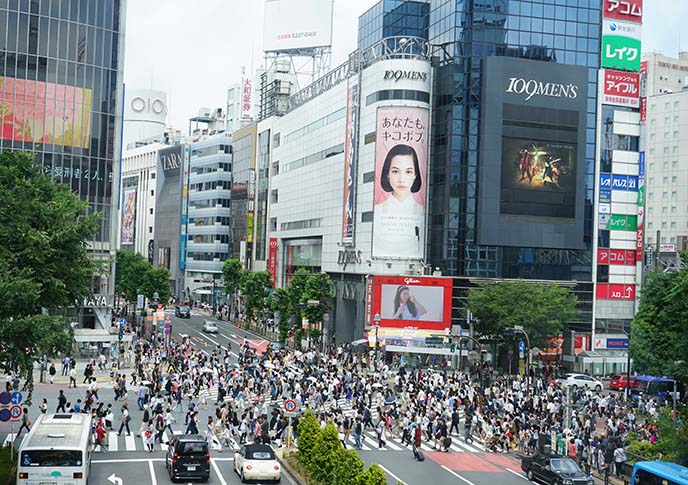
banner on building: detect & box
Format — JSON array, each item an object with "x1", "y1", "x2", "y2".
[
  {"x1": 601, "y1": 19, "x2": 642, "y2": 72},
  {"x1": 341, "y1": 76, "x2": 360, "y2": 244},
  {"x1": 603, "y1": 0, "x2": 643, "y2": 23},
  {"x1": 121, "y1": 189, "x2": 137, "y2": 244},
  {"x1": 372, "y1": 106, "x2": 429, "y2": 260},
  {"x1": 268, "y1": 238, "x2": 278, "y2": 288},
  {"x1": 602, "y1": 70, "x2": 640, "y2": 108}
]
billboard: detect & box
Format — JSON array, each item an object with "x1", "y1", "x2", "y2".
[
  {"x1": 341, "y1": 76, "x2": 360, "y2": 244},
  {"x1": 263, "y1": 0, "x2": 334, "y2": 52},
  {"x1": 500, "y1": 138, "x2": 577, "y2": 218},
  {"x1": 478, "y1": 57, "x2": 588, "y2": 249},
  {"x1": 603, "y1": 0, "x2": 642, "y2": 23},
  {"x1": 370, "y1": 276, "x2": 453, "y2": 345},
  {"x1": 241, "y1": 78, "x2": 253, "y2": 121},
  {"x1": 154, "y1": 145, "x2": 184, "y2": 274},
  {"x1": 121, "y1": 189, "x2": 137, "y2": 245},
  {"x1": 0, "y1": 77, "x2": 92, "y2": 148},
  {"x1": 268, "y1": 238, "x2": 278, "y2": 288},
  {"x1": 602, "y1": 70, "x2": 640, "y2": 108},
  {"x1": 601, "y1": 20, "x2": 641, "y2": 72},
  {"x1": 372, "y1": 106, "x2": 429, "y2": 260}
]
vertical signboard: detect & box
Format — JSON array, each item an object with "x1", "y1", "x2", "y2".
[
  {"x1": 603, "y1": 0, "x2": 643, "y2": 23},
  {"x1": 268, "y1": 238, "x2": 278, "y2": 288},
  {"x1": 241, "y1": 78, "x2": 252, "y2": 121},
  {"x1": 602, "y1": 70, "x2": 640, "y2": 108},
  {"x1": 639, "y1": 60, "x2": 648, "y2": 123},
  {"x1": 636, "y1": 152, "x2": 645, "y2": 263},
  {"x1": 372, "y1": 106, "x2": 429, "y2": 260},
  {"x1": 121, "y1": 188, "x2": 137, "y2": 245},
  {"x1": 180, "y1": 145, "x2": 189, "y2": 270},
  {"x1": 601, "y1": 19, "x2": 642, "y2": 72},
  {"x1": 341, "y1": 76, "x2": 360, "y2": 244}
]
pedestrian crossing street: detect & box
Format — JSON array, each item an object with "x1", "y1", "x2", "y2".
[{"x1": 89, "y1": 427, "x2": 484, "y2": 454}]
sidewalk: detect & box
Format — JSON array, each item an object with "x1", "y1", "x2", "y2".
[{"x1": 32, "y1": 360, "x2": 131, "y2": 386}]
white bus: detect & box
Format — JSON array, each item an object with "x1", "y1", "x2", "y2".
[{"x1": 17, "y1": 413, "x2": 93, "y2": 485}]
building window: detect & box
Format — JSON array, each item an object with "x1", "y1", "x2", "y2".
[
  {"x1": 672, "y1": 206, "x2": 677, "y2": 214},
  {"x1": 662, "y1": 222, "x2": 667, "y2": 229},
  {"x1": 269, "y1": 218, "x2": 277, "y2": 232},
  {"x1": 366, "y1": 89, "x2": 430, "y2": 106},
  {"x1": 662, "y1": 207, "x2": 667, "y2": 214},
  {"x1": 270, "y1": 189, "x2": 278, "y2": 204},
  {"x1": 662, "y1": 191, "x2": 668, "y2": 200},
  {"x1": 675, "y1": 101, "x2": 680, "y2": 109},
  {"x1": 364, "y1": 132, "x2": 376, "y2": 145},
  {"x1": 150, "y1": 208, "x2": 153, "y2": 215},
  {"x1": 363, "y1": 171, "x2": 375, "y2": 183},
  {"x1": 672, "y1": 176, "x2": 678, "y2": 183},
  {"x1": 361, "y1": 211, "x2": 373, "y2": 223},
  {"x1": 663, "y1": 176, "x2": 668, "y2": 184},
  {"x1": 648, "y1": 208, "x2": 653, "y2": 215},
  {"x1": 151, "y1": 190, "x2": 154, "y2": 196},
  {"x1": 671, "y1": 222, "x2": 677, "y2": 229},
  {"x1": 673, "y1": 160, "x2": 678, "y2": 168},
  {"x1": 672, "y1": 191, "x2": 677, "y2": 199},
  {"x1": 149, "y1": 227, "x2": 153, "y2": 233},
  {"x1": 271, "y1": 161, "x2": 280, "y2": 176},
  {"x1": 151, "y1": 173, "x2": 155, "y2": 179}
]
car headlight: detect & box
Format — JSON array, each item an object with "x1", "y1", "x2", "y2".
[
  {"x1": 564, "y1": 480, "x2": 573, "y2": 485},
  {"x1": 588, "y1": 480, "x2": 594, "y2": 485}
]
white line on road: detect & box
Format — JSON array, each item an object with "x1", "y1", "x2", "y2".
[
  {"x1": 211, "y1": 458, "x2": 228, "y2": 485},
  {"x1": 378, "y1": 464, "x2": 404, "y2": 484},
  {"x1": 506, "y1": 468, "x2": 533, "y2": 482},
  {"x1": 194, "y1": 329, "x2": 219, "y2": 346},
  {"x1": 125, "y1": 434, "x2": 136, "y2": 451},
  {"x1": 148, "y1": 459, "x2": 158, "y2": 485},
  {"x1": 442, "y1": 466, "x2": 478, "y2": 485},
  {"x1": 93, "y1": 458, "x2": 165, "y2": 463}
]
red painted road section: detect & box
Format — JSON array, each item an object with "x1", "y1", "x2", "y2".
[{"x1": 426, "y1": 452, "x2": 504, "y2": 473}]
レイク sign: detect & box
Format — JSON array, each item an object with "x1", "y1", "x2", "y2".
[
  {"x1": 505, "y1": 78, "x2": 579, "y2": 101},
  {"x1": 602, "y1": 70, "x2": 640, "y2": 108},
  {"x1": 603, "y1": 0, "x2": 642, "y2": 24}
]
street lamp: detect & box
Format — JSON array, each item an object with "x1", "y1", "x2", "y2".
[
  {"x1": 505, "y1": 326, "x2": 531, "y2": 386},
  {"x1": 373, "y1": 313, "x2": 381, "y2": 367},
  {"x1": 672, "y1": 360, "x2": 685, "y2": 416}
]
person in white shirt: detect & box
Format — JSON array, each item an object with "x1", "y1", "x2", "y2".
[{"x1": 373, "y1": 144, "x2": 425, "y2": 258}]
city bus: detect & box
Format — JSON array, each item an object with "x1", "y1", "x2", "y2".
[
  {"x1": 631, "y1": 461, "x2": 688, "y2": 485},
  {"x1": 17, "y1": 413, "x2": 93, "y2": 485}
]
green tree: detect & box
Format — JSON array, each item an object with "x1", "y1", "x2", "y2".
[
  {"x1": 467, "y1": 280, "x2": 579, "y2": 347},
  {"x1": 0, "y1": 150, "x2": 99, "y2": 403},
  {"x1": 627, "y1": 406, "x2": 688, "y2": 463},
  {"x1": 309, "y1": 423, "x2": 342, "y2": 484},
  {"x1": 222, "y1": 258, "x2": 242, "y2": 318},
  {"x1": 115, "y1": 250, "x2": 150, "y2": 302},
  {"x1": 630, "y1": 269, "x2": 688, "y2": 382},
  {"x1": 240, "y1": 270, "x2": 272, "y2": 325},
  {"x1": 301, "y1": 273, "x2": 334, "y2": 329},
  {"x1": 270, "y1": 287, "x2": 291, "y2": 342},
  {"x1": 357, "y1": 463, "x2": 387, "y2": 485},
  {"x1": 331, "y1": 449, "x2": 365, "y2": 485},
  {"x1": 296, "y1": 411, "x2": 321, "y2": 469},
  {"x1": 141, "y1": 267, "x2": 171, "y2": 304}
]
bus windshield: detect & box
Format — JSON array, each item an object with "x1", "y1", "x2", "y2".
[
  {"x1": 631, "y1": 461, "x2": 688, "y2": 485},
  {"x1": 20, "y1": 450, "x2": 83, "y2": 467}
]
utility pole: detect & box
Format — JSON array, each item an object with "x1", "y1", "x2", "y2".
[{"x1": 373, "y1": 313, "x2": 381, "y2": 368}]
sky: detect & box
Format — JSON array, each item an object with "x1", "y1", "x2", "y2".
[{"x1": 123, "y1": 1, "x2": 688, "y2": 130}]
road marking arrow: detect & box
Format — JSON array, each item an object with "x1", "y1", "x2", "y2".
[{"x1": 107, "y1": 473, "x2": 122, "y2": 485}]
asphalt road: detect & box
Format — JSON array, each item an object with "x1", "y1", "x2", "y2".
[{"x1": 2, "y1": 312, "x2": 609, "y2": 484}]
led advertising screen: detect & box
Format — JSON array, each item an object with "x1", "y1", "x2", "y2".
[
  {"x1": 478, "y1": 56, "x2": 587, "y2": 249},
  {"x1": 372, "y1": 106, "x2": 429, "y2": 260},
  {"x1": 370, "y1": 276, "x2": 452, "y2": 346},
  {"x1": 0, "y1": 77, "x2": 92, "y2": 149},
  {"x1": 121, "y1": 189, "x2": 137, "y2": 245},
  {"x1": 500, "y1": 137, "x2": 577, "y2": 218}
]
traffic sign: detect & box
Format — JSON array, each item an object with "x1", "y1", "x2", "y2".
[
  {"x1": 159, "y1": 320, "x2": 165, "y2": 329},
  {"x1": 9, "y1": 405, "x2": 22, "y2": 420},
  {"x1": 11, "y1": 392, "x2": 22, "y2": 405},
  {"x1": 519, "y1": 341, "x2": 525, "y2": 353},
  {"x1": 0, "y1": 409, "x2": 9, "y2": 422},
  {"x1": 164, "y1": 327, "x2": 171, "y2": 335},
  {"x1": 284, "y1": 399, "x2": 297, "y2": 413},
  {"x1": 119, "y1": 318, "x2": 126, "y2": 327},
  {"x1": 0, "y1": 392, "x2": 10, "y2": 405},
  {"x1": 165, "y1": 314, "x2": 172, "y2": 323}
]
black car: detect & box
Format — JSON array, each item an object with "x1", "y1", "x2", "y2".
[
  {"x1": 521, "y1": 452, "x2": 593, "y2": 485},
  {"x1": 175, "y1": 304, "x2": 191, "y2": 318},
  {"x1": 165, "y1": 434, "x2": 210, "y2": 482}
]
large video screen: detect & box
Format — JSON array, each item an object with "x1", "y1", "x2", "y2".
[
  {"x1": 0, "y1": 77, "x2": 92, "y2": 149},
  {"x1": 500, "y1": 137, "x2": 577, "y2": 219},
  {"x1": 379, "y1": 284, "x2": 444, "y2": 323}
]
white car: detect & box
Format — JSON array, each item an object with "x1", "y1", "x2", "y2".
[
  {"x1": 234, "y1": 444, "x2": 281, "y2": 483},
  {"x1": 201, "y1": 320, "x2": 218, "y2": 333},
  {"x1": 560, "y1": 373, "x2": 604, "y2": 392}
]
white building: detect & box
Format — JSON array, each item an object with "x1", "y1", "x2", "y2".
[
  {"x1": 123, "y1": 88, "x2": 168, "y2": 149},
  {"x1": 642, "y1": 52, "x2": 688, "y2": 248},
  {"x1": 253, "y1": 37, "x2": 432, "y2": 344}
]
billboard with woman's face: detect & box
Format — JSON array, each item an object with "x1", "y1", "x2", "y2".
[{"x1": 372, "y1": 106, "x2": 429, "y2": 260}]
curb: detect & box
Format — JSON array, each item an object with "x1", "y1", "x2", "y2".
[{"x1": 276, "y1": 450, "x2": 305, "y2": 485}]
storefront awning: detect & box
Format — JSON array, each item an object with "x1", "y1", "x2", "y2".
[
  {"x1": 576, "y1": 349, "x2": 628, "y2": 363},
  {"x1": 73, "y1": 328, "x2": 134, "y2": 343}
]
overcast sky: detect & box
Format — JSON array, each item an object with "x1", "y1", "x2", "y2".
[{"x1": 123, "y1": 1, "x2": 688, "y2": 130}]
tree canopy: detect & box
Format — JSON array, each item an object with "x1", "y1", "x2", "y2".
[
  {"x1": 631, "y1": 269, "x2": 688, "y2": 382},
  {"x1": 114, "y1": 250, "x2": 171, "y2": 304},
  {"x1": 0, "y1": 150, "x2": 100, "y2": 403},
  {"x1": 221, "y1": 258, "x2": 242, "y2": 295},
  {"x1": 467, "y1": 280, "x2": 579, "y2": 348}
]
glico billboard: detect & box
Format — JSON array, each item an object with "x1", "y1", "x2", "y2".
[{"x1": 366, "y1": 276, "x2": 453, "y2": 346}]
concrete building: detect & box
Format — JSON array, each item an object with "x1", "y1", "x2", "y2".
[
  {"x1": 184, "y1": 132, "x2": 233, "y2": 303},
  {"x1": 123, "y1": 88, "x2": 167, "y2": 149},
  {"x1": 641, "y1": 52, "x2": 688, "y2": 248}
]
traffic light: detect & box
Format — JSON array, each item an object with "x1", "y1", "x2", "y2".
[{"x1": 450, "y1": 344, "x2": 456, "y2": 353}]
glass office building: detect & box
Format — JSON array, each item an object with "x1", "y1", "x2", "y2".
[
  {"x1": 358, "y1": 0, "x2": 430, "y2": 50},
  {"x1": 0, "y1": 0, "x2": 125, "y2": 326},
  {"x1": 428, "y1": 0, "x2": 600, "y2": 281}
]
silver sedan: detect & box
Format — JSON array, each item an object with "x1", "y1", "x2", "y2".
[{"x1": 201, "y1": 320, "x2": 219, "y2": 333}]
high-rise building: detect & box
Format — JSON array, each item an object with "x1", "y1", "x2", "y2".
[
  {"x1": 0, "y1": 1, "x2": 126, "y2": 330},
  {"x1": 358, "y1": 0, "x2": 429, "y2": 50}
]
